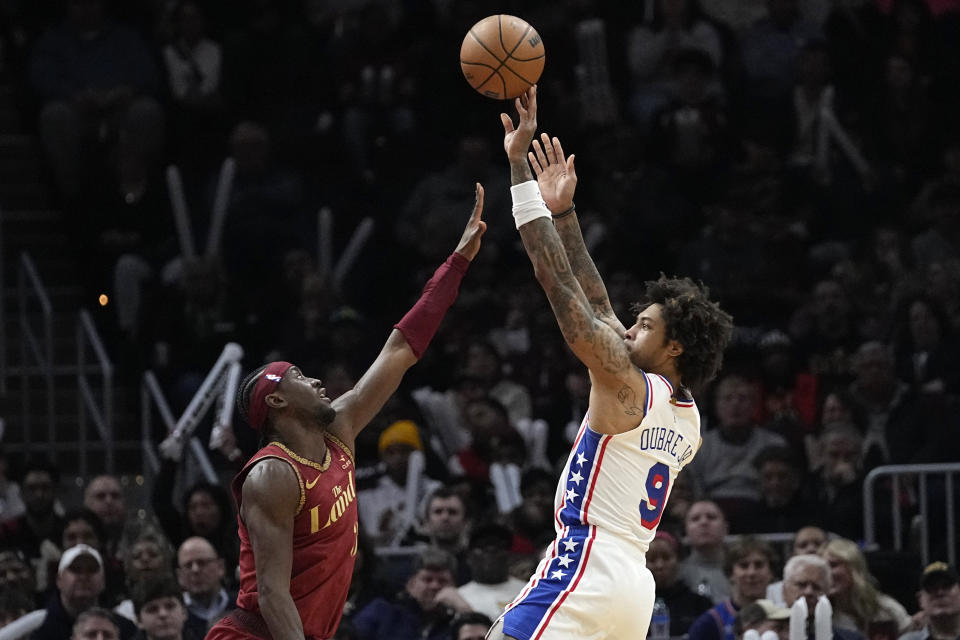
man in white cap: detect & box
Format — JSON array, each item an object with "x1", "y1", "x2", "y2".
[{"x1": 32, "y1": 543, "x2": 136, "y2": 640}]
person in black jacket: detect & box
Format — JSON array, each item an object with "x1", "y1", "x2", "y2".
[
  {"x1": 650, "y1": 531, "x2": 714, "y2": 637},
  {"x1": 151, "y1": 459, "x2": 238, "y2": 585}
]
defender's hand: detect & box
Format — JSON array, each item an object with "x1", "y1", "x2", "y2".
[
  {"x1": 454, "y1": 183, "x2": 487, "y2": 261},
  {"x1": 529, "y1": 133, "x2": 577, "y2": 214}
]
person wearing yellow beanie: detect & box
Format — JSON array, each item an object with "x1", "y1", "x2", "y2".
[
  {"x1": 378, "y1": 420, "x2": 424, "y2": 456},
  {"x1": 360, "y1": 421, "x2": 440, "y2": 547}
]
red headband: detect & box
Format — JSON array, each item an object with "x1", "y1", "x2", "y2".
[{"x1": 247, "y1": 361, "x2": 293, "y2": 430}]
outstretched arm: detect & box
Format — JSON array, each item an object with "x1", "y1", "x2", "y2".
[
  {"x1": 329, "y1": 186, "x2": 487, "y2": 443},
  {"x1": 529, "y1": 134, "x2": 625, "y2": 336},
  {"x1": 502, "y1": 88, "x2": 632, "y2": 382}
]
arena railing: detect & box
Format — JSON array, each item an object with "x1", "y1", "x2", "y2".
[
  {"x1": 17, "y1": 251, "x2": 54, "y2": 450},
  {"x1": 76, "y1": 308, "x2": 113, "y2": 477},
  {"x1": 864, "y1": 462, "x2": 960, "y2": 566}
]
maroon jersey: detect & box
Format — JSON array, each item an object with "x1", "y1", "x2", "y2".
[{"x1": 232, "y1": 435, "x2": 358, "y2": 638}]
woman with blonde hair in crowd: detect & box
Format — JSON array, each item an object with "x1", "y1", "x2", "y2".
[{"x1": 820, "y1": 539, "x2": 911, "y2": 637}]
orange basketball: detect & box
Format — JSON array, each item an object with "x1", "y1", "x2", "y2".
[{"x1": 460, "y1": 15, "x2": 545, "y2": 100}]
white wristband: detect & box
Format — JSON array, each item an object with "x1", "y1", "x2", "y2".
[{"x1": 511, "y1": 180, "x2": 551, "y2": 229}]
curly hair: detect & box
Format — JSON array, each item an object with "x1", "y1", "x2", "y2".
[{"x1": 631, "y1": 275, "x2": 734, "y2": 389}]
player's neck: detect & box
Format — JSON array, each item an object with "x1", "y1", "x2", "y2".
[
  {"x1": 273, "y1": 421, "x2": 329, "y2": 464},
  {"x1": 650, "y1": 368, "x2": 683, "y2": 399}
]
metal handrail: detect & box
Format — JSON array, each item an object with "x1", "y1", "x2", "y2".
[
  {"x1": 77, "y1": 309, "x2": 114, "y2": 477},
  {"x1": 17, "y1": 252, "x2": 53, "y2": 452},
  {"x1": 864, "y1": 462, "x2": 960, "y2": 566}
]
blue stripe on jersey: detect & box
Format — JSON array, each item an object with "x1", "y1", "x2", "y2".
[
  {"x1": 558, "y1": 428, "x2": 604, "y2": 527},
  {"x1": 502, "y1": 525, "x2": 595, "y2": 639}
]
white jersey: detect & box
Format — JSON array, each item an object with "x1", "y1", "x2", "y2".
[
  {"x1": 552, "y1": 372, "x2": 701, "y2": 550},
  {"x1": 499, "y1": 373, "x2": 701, "y2": 639}
]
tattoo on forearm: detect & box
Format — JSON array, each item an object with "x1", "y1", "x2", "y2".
[
  {"x1": 522, "y1": 219, "x2": 630, "y2": 375},
  {"x1": 555, "y1": 217, "x2": 615, "y2": 318},
  {"x1": 510, "y1": 159, "x2": 533, "y2": 185},
  {"x1": 618, "y1": 386, "x2": 643, "y2": 415}
]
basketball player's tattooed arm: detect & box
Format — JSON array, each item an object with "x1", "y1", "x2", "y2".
[
  {"x1": 502, "y1": 87, "x2": 631, "y2": 382},
  {"x1": 242, "y1": 460, "x2": 306, "y2": 640},
  {"x1": 528, "y1": 133, "x2": 626, "y2": 337}
]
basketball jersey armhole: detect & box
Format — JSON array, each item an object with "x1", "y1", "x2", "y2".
[{"x1": 240, "y1": 454, "x2": 306, "y2": 519}]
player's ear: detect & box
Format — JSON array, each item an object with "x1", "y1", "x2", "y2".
[
  {"x1": 667, "y1": 340, "x2": 684, "y2": 357},
  {"x1": 265, "y1": 392, "x2": 286, "y2": 409}
]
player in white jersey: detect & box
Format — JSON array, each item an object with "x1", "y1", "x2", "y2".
[{"x1": 488, "y1": 86, "x2": 734, "y2": 639}]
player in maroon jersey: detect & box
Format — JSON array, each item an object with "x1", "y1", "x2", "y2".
[{"x1": 206, "y1": 185, "x2": 487, "y2": 640}]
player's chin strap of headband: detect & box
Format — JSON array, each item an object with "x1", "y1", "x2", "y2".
[{"x1": 248, "y1": 361, "x2": 293, "y2": 430}]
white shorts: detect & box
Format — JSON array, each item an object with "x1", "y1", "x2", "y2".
[{"x1": 499, "y1": 525, "x2": 654, "y2": 639}]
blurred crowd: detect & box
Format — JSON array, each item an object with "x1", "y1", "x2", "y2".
[{"x1": 2, "y1": 0, "x2": 960, "y2": 638}]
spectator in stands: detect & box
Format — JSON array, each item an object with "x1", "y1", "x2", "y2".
[
  {"x1": 767, "y1": 525, "x2": 828, "y2": 605},
  {"x1": 688, "y1": 537, "x2": 778, "y2": 640},
  {"x1": 890, "y1": 294, "x2": 960, "y2": 396},
  {"x1": 820, "y1": 538, "x2": 912, "y2": 637},
  {"x1": 649, "y1": 531, "x2": 714, "y2": 636},
  {"x1": 0, "y1": 548, "x2": 41, "y2": 608},
  {"x1": 151, "y1": 470, "x2": 238, "y2": 583},
  {"x1": 755, "y1": 330, "x2": 817, "y2": 457},
  {"x1": 810, "y1": 422, "x2": 866, "y2": 541},
  {"x1": 405, "y1": 487, "x2": 473, "y2": 585},
  {"x1": 910, "y1": 185, "x2": 960, "y2": 272},
  {"x1": 751, "y1": 446, "x2": 818, "y2": 533},
  {"x1": 679, "y1": 500, "x2": 732, "y2": 604},
  {"x1": 734, "y1": 599, "x2": 790, "y2": 640},
  {"x1": 358, "y1": 420, "x2": 441, "y2": 546},
  {"x1": 161, "y1": 0, "x2": 225, "y2": 179},
  {"x1": 451, "y1": 397, "x2": 526, "y2": 483},
  {"x1": 352, "y1": 547, "x2": 471, "y2": 640},
  {"x1": 688, "y1": 373, "x2": 787, "y2": 526},
  {"x1": 739, "y1": 0, "x2": 822, "y2": 125},
  {"x1": 114, "y1": 529, "x2": 175, "y2": 624},
  {"x1": 71, "y1": 607, "x2": 122, "y2": 640},
  {"x1": 848, "y1": 340, "x2": 958, "y2": 468},
  {"x1": 131, "y1": 573, "x2": 201, "y2": 640},
  {"x1": 506, "y1": 468, "x2": 555, "y2": 554},
  {"x1": 412, "y1": 374, "x2": 488, "y2": 463},
  {"x1": 33, "y1": 544, "x2": 136, "y2": 640},
  {"x1": 459, "y1": 339, "x2": 532, "y2": 428},
  {"x1": 0, "y1": 449, "x2": 24, "y2": 523},
  {"x1": 83, "y1": 475, "x2": 128, "y2": 557},
  {"x1": 456, "y1": 524, "x2": 525, "y2": 622},
  {"x1": 28, "y1": 0, "x2": 164, "y2": 205},
  {"x1": 47, "y1": 507, "x2": 129, "y2": 606},
  {"x1": 175, "y1": 537, "x2": 231, "y2": 633},
  {"x1": 0, "y1": 457, "x2": 63, "y2": 567},
  {"x1": 648, "y1": 47, "x2": 732, "y2": 194},
  {"x1": 624, "y1": 0, "x2": 724, "y2": 128},
  {"x1": 451, "y1": 611, "x2": 493, "y2": 640},
  {"x1": 397, "y1": 135, "x2": 510, "y2": 265},
  {"x1": 781, "y1": 553, "x2": 863, "y2": 640},
  {"x1": 0, "y1": 587, "x2": 35, "y2": 629},
  {"x1": 789, "y1": 279, "x2": 861, "y2": 387},
  {"x1": 899, "y1": 562, "x2": 960, "y2": 640}
]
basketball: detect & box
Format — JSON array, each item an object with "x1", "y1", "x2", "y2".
[{"x1": 460, "y1": 15, "x2": 545, "y2": 100}]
